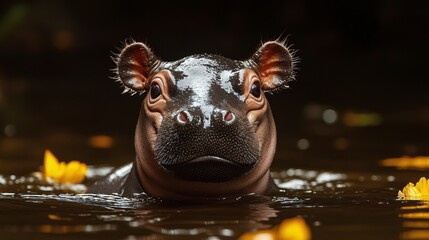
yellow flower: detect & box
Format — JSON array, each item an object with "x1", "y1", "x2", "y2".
[
  {"x1": 43, "y1": 149, "x2": 87, "y2": 184},
  {"x1": 399, "y1": 177, "x2": 429, "y2": 200},
  {"x1": 239, "y1": 216, "x2": 311, "y2": 240}
]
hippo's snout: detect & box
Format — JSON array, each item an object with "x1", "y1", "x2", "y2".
[
  {"x1": 174, "y1": 108, "x2": 237, "y2": 127},
  {"x1": 154, "y1": 108, "x2": 259, "y2": 182}
]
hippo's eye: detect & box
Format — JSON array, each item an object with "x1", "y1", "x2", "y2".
[
  {"x1": 150, "y1": 83, "x2": 161, "y2": 99},
  {"x1": 250, "y1": 82, "x2": 261, "y2": 98}
]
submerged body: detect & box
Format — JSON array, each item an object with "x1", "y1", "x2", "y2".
[{"x1": 90, "y1": 41, "x2": 296, "y2": 200}]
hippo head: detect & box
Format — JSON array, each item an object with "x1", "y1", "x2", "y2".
[{"x1": 116, "y1": 41, "x2": 295, "y2": 199}]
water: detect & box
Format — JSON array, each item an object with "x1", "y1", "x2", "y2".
[{"x1": 1, "y1": 163, "x2": 428, "y2": 240}]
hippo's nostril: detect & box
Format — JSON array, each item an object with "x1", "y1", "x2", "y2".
[
  {"x1": 223, "y1": 111, "x2": 236, "y2": 125},
  {"x1": 176, "y1": 111, "x2": 191, "y2": 125}
]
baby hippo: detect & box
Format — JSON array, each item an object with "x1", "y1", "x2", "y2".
[{"x1": 90, "y1": 41, "x2": 296, "y2": 200}]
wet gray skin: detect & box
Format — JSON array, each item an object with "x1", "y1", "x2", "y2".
[{"x1": 154, "y1": 55, "x2": 259, "y2": 182}]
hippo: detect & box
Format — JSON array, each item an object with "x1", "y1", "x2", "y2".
[{"x1": 90, "y1": 40, "x2": 296, "y2": 200}]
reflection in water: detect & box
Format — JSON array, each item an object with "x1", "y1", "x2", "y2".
[
  {"x1": 401, "y1": 212, "x2": 429, "y2": 219},
  {"x1": 1, "y1": 167, "x2": 428, "y2": 239},
  {"x1": 38, "y1": 224, "x2": 117, "y2": 234},
  {"x1": 133, "y1": 195, "x2": 279, "y2": 238},
  {"x1": 401, "y1": 230, "x2": 429, "y2": 240},
  {"x1": 399, "y1": 203, "x2": 429, "y2": 240},
  {"x1": 273, "y1": 169, "x2": 347, "y2": 190},
  {"x1": 403, "y1": 221, "x2": 429, "y2": 228},
  {"x1": 48, "y1": 214, "x2": 73, "y2": 221},
  {"x1": 0, "y1": 191, "x2": 281, "y2": 238}
]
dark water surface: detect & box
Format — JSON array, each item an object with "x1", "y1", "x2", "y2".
[
  {"x1": 1, "y1": 2, "x2": 428, "y2": 240},
  {"x1": 1, "y1": 161, "x2": 428, "y2": 240}
]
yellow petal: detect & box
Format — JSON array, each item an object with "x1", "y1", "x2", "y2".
[
  {"x1": 239, "y1": 217, "x2": 312, "y2": 240},
  {"x1": 42, "y1": 150, "x2": 87, "y2": 184},
  {"x1": 57, "y1": 162, "x2": 67, "y2": 180},
  {"x1": 76, "y1": 162, "x2": 88, "y2": 183},
  {"x1": 278, "y1": 217, "x2": 311, "y2": 240},
  {"x1": 59, "y1": 161, "x2": 87, "y2": 184},
  {"x1": 416, "y1": 177, "x2": 429, "y2": 197},
  {"x1": 238, "y1": 230, "x2": 276, "y2": 240},
  {"x1": 398, "y1": 178, "x2": 429, "y2": 199},
  {"x1": 398, "y1": 190, "x2": 405, "y2": 199},
  {"x1": 403, "y1": 183, "x2": 422, "y2": 199},
  {"x1": 43, "y1": 149, "x2": 61, "y2": 179}
]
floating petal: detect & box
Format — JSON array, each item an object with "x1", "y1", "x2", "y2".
[
  {"x1": 239, "y1": 216, "x2": 311, "y2": 240},
  {"x1": 278, "y1": 217, "x2": 311, "y2": 240},
  {"x1": 42, "y1": 149, "x2": 87, "y2": 184}
]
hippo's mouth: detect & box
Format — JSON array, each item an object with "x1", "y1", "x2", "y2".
[{"x1": 161, "y1": 156, "x2": 255, "y2": 182}]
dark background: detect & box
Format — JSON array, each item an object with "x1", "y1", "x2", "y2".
[{"x1": 0, "y1": 1, "x2": 428, "y2": 173}]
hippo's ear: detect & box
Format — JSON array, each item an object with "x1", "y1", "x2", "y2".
[
  {"x1": 251, "y1": 41, "x2": 296, "y2": 91},
  {"x1": 116, "y1": 42, "x2": 160, "y2": 93}
]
